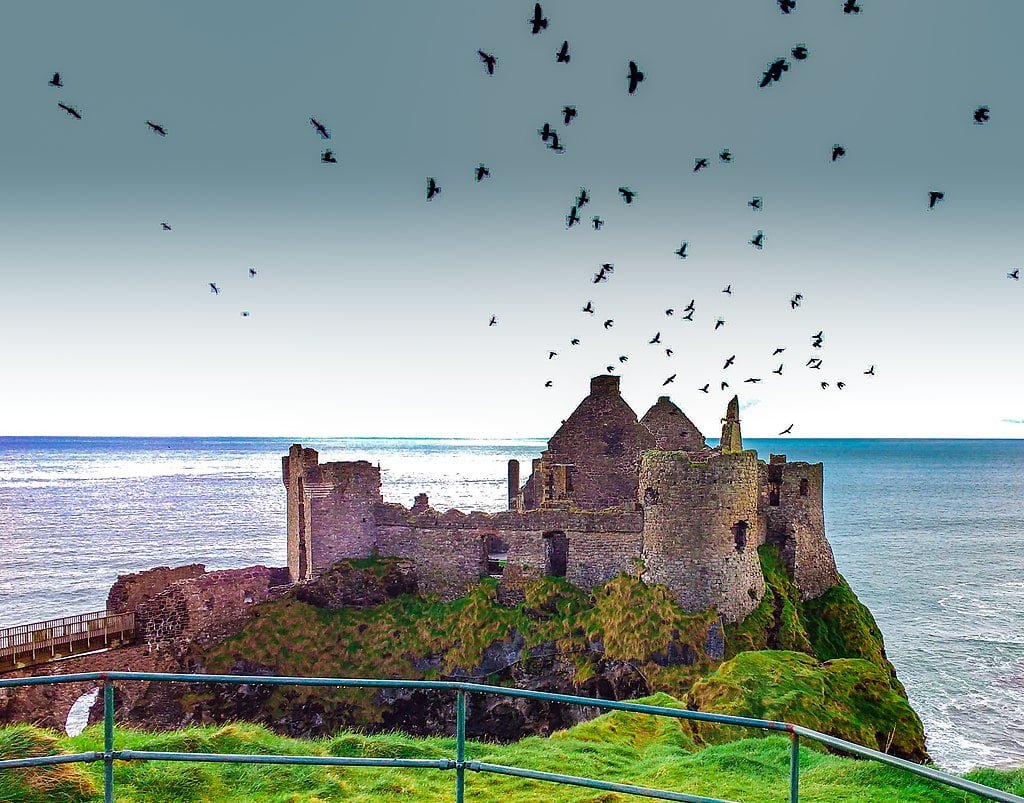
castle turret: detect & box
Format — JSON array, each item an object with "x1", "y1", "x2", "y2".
[{"x1": 720, "y1": 396, "x2": 743, "y2": 453}]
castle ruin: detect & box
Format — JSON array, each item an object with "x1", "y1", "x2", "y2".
[{"x1": 283, "y1": 375, "x2": 839, "y2": 622}]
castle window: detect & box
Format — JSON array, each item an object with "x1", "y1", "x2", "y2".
[
  {"x1": 768, "y1": 486, "x2": 780, "y2": 507},
  {"x1": 483, "y1": 535, "x2": 509, "y2": 578},
  {"x1": 732, "y1": 521, "x2": 748, "y2": 552},
  {"x1": 543, "y1": 531, "x2": 568, "y2": 578},
  {"x1": 799, "y1": 478, "x2": 809, "y2": 497}
]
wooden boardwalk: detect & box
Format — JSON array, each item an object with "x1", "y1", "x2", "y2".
[{"x1": 0, "y1": 611, "x2": 135, "y2": 672}]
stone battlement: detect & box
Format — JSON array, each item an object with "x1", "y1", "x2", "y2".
[{"x1": 283, "y1": 376, "x2": 839, "y2": 621}]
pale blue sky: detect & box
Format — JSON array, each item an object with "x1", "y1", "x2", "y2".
[{"x1": 0, "y1": 1, "x2": 1021, "y2": 437}]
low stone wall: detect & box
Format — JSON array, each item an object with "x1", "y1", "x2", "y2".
[{"x1": 106, "y1": 564, "x2": 207, "y2": 615}]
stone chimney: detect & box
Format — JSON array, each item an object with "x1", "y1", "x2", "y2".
[
  {"x1": 590, "y1": 374, "x2": 621, "y2": 395},
  {"x1": 720, "y1": 396, "x2": 743, "y2": 453}
]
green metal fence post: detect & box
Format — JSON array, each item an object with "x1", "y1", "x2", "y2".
[
  {"x1": 455, "y1": 690, "x2": 466, "y2": 803},
  {"x1": 103, "y1": 679, "x2": 115, "y2": 803},
  {"x1": 789, "y1": 732, "x2": 799, "y2": 803}
]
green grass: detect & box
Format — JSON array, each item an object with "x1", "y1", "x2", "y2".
[{"x1": 2, "y1": 702, "x2": 1022, "y2": 802}]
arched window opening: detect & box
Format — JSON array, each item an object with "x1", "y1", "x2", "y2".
[
  {"x1": 483, "y1": 535, "x2": 509, "y2": 578},
  {"x1": 799, "y1": 478, "x2": 809, "y2": 497},
  {"x1": 732, "y1": 521, "x2": 749, "y2": 552}
]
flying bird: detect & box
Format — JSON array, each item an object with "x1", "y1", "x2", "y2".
[
  {"x1": 209, "y1": 283, "x2": 220, "y2": 294},
  {"x1": 619, "y1": 355, "x2": 629, "y2": 363},
  {"x1": 627, "y1": 61, "x2": 645, "y2": 94},
  {"x1": 778, "y1": 0, "x2": 797, "y2": 12},
  {"x1": 603, "y1": 319, "x2": 614, "y2": 329},
  {"x1": 539, "y1": 122, "x2": 556, "y2": 142},
  {"x1": 722, "y1": 284, "x2": 732, "y2": 295},
  {"x1": 146, "y1": 121, "x2": 167, "y2": 136},
  {"x1": 576, "y1": 188, "x2": 590, "y2": 207},
  {"x1": 682, "y1": 310, "x2": 694, "y2": 321},
  {"x1": 674, "y1": 242, "x2": 688, "y2": 259},
  {"x1": 772, "y1": 364, "x2": 784, "y2": 375},
  {"x1": 831, "y1": 144, "x2": 846, "y2": 161},
  {"x1": 773, "y1": 347, "x2": 786, "y2": 355},
  {"x1": 693, "y1": 157, "x2": 710, "y2": 172},
  {"x1": 563, "y1": 105, "x2": 578, "y2": 125},
  {"x1": 750, "y1": 231, "x2": 765, "y2": 249},
  {"x1": 618, "y1": 186, "x2": 637, "y2": 204},
  {"x1": 606, "y1": 365, "x2": 616, "y2": 373},
  {"x1": 57, "y1": 102, "x2": 82, "y2": 119},
  {"x1": 792, "y1": 44, "x2": 808, "y2": 60},
  {"x1": 556, "y1": 40, "x2": 571, "y2": 64},
  {"x1": 649, "y1": 332, "x2": 662, "y2": 344},
  {"x1": 241, "y1": 311, "x2": 250, "y2": 318},
  {"x1": 593, "y1": 271, "x2": 607, "y2": 284},
  {"x1": 544, "y1": 380, "x2": 553, "y2": 388},
  {"x1": 663, "y1": 374, "x2": 676, "y2": 386},
  {"x1": 973, "y1": 106, "x2": 990, "y2": 124},
  {"x1": 321, "y1": 149, "x2": 337, "y2": 164},
  {"x1": 549, "y1": 351, "x2": 558, "y2": 359},
  {"x1": 599, "y1": 262, "x2": 615, "y2": 275},
  {"x1": 592, "y1": 216, "x2": 604, "y2": 230},
  {"x1": 478, "y1": 50, "x2": 497, "y2": 75},
  {"x1": 529, "y1": 3, "x2": 548, "y2": 34},
  {"x1": 820, "y1": 381, "x2": 830, "y2": 389},
  {"x1": 760, "y1": 58, "x2": 789, "y2": 88},
  {"x1": 567, "y1": 206, "x2": 581, "y2": 228},
  {"x1": 48, "y1": 72, "x2": 63, "y2": 88},
  {"x1": 475, "y1": 163, "x2": 490, "y2": 182},
  {"x1": 744, "y1": 378, "x2": 762, "y2": 384},
  {"x1": 489, "y1": 316, "x2": 498, "y2": 327},
  {"x1": 547, "y1": 134, "x2": 564, "y2": 153},
  {"x1": 715, "y1": 318, "x2": 725, "y2": 330},
  {"x1": 665, "y1": 309, "x2": 674, "y2": 316},
  {"x1": 684, "y1": 299, "x2": 695, "y2": 312},
  {"x1": 1008, "y1": 269, "x2": 1020, "y2": 280},
  {"x1": 807, "y1": 358, "x2": 823, "y2": 369},
  {"x1": 582, "y1": 301, "x2": 595, "y2": 314},
  {"x1": 248, "y1": 267, "x2": 257, "y2": 277},
  {"x1": 749, "y1": 196, "x2": 763, "y2": 211},
  {"x1": 791, "y1": 293, "x2": 803, "y2": 309},
  {"x1": 426, "y1": 177, "x2": 441, "y2": 200},
  {"x1": 719, "y1": 149, "x2": 732, "y2": 163},
  {"x1": 837, "y1": 381, "x2": 846, "y2": 389},
  {"x1": 665, "y1": 348, "x2": 673, "y2": 357},
  {"x1": 161, "y1": 222, "x2": 172, "y2": 231},
  {"x1": 699, "y1": 384, "x2": 710, "y2": 393},
  {"x1": 723, "y1": 355, "x2": 735, "y2": 369},
  {"x1": 310, "y1": 117, "x2": 330, "y2": 139},
  {"x1": 721, "y1": 381, "x2": 730, "y2": 390},
  {"x1": 864, "y1": 365, "x2": 876, "y2": 375},
  {"x1": 779, "y1": 424, "x2": 794, "y2": 435},
  {"x1": 842, "y1": 0, "x2": 862, "y2": 14},
  {"x1": 928, "y1": 191, "x2": 944, "y2": 209},
  {"x1": 571, "y1": 338, "x2": 580, "y2": 345}
]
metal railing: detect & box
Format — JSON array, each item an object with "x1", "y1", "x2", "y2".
[
  {"x1": 0, "y1": 671, "x2": 1020, "y2": 803},
  {"x1": 0, "y1": 612, "x2": 135, "y2": 670}
]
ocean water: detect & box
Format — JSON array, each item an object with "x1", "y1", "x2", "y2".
[{"x1": 1, "y1": 436, "x2": 1022, "y2": 772}]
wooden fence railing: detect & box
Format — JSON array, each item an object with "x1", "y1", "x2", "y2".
[{"x1": 0, "y1": 611, "x2": 136, "y2": 671}]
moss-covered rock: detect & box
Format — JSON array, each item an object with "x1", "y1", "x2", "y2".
[{"x1": 687, "y1": 650, "x2": 928, "y2": 762}]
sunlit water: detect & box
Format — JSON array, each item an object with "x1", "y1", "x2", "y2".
[{"x1": 1, "y1": 436, "x2": 1022, "y2": 772}]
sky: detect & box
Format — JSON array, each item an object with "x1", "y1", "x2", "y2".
[{"x1": 0, "y1": 1, "x2": 1021, "y2": 438}]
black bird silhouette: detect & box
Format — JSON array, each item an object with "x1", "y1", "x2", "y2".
[
  {"x1": 321, "y1": 149, "x2": 337, "y2": 164},
  {"x1": 779, "y1": 424, "x2": 794, "y2": 435},
  {"x1": 249, "y1": 267, "x2": 257, "y2": 277},
  {"x1": 619, "y1": 187, "x2": 637, "y2": 204},
  {"x1": 310, "y1": 117, "x2": 330, "y2": 139},
  {"x1": 721, "y1": 381, "x2": 730, "y2": 390},
  {"x1": 627, "y1": 61, "x2": 645, "y2": 94},
  {"x1": 812, "y1": 338, "x2": 823, "y2": 349},
  {"x1": 563, "y1": 105, "x2": 578, "y2": 125},
  {"x1": 675, "y1": 242, "x2": 688, "y2": 259},
  {"x1": 715, "y1": 318, "x2": 725, "y2": 330},
  {"x1": 973, "y1": 106, "x2": 990, "y2": 125},
  {"x1": 576, "y1": 188, "x2": 590, "y2": 207},
  {"x1": 57, "y1": 102, "x2": 82, "y2": 119},
  {"x1": 606, "y1": 365, "x2": 616, "y2": 373},
  {"x1": 684, "y1": 299, "x2": 695, "y2": 312},
  {"x1": 529, "y1": 3, "x2": 548, "y2": 34},
  {"x1": 48, "y1": 72, "x2": 63, "y2": 88},
  {"x1": 1008, "y1": 269, "x2": 1020, "y2": 280},
  {"x1": 928, "y1": 191, "x2": 944, "y2": 209},
  {"x1": 592, "y1": 216, "x2": 604, "y2": 230},
  {"x1": 619, "y1": 355, "x2": 629, "y2": 363},
  {"x1": 699, "y1": 384, "x2": 710, "y2": 393},
  {"x1": 864, "y1": 365, "x2": 876, "y2": 375},
  {"x1": 682, "y1": 310, "x2": 694, "y2": 321},
  {"x1": 842, "y1": 0, "x2": 862, "y2": 14},
  {"x1": 665, "y1": 348, "x2": 673, "y2": 357},
  {"x1": 599, "y1": 263, "x2": 615, "y2": 275},
  {"x1": 665, "y1": 309, "x2": 674, "y2": 316},
  {"x1": 475, "y1": 164, "x2": 490, "y2": 182},
  {"x1": 593, "y1": 271, "x2": 607, "y2": 284},
  {"x1": 146, "y1": 121, "x2": 167, "y2": 136},
  {"x1": 812, "y1": 330, "x2": 823, "y2": 342},
  {"x1": 649, "y1": 332, "x2": 661, "y2": 344},
  {"x1": 837, "y1": 381, "x2": 846, "y2": 389},
  {"x1": 792, "y1": 44, "x2": 809, "y2": 60},
  {"x1": 750, "y1": 231, "x2": 765, "y2": 249},
  {"x1": 723, "y1": 355, "x2": 736, "y2": 369},
  {"x1": 478, "y1": 50, "x2": 497, "y2": 75},
  {"x1": 567, "y1": 206, "x2": 581, "y2": 228},
  {"x1": 209, "y1": 283, "x2": 220, "y2": 294},
  {"x1": 749, "y1": 196, "x2": 763, "y2": 211},
  {"x1": 778, "y1": 0, "x2": 797, "y2": 12},
  {"x1": 161, "y1": 222, "x2": 172, "y2": 231},
  {"x1": 760, "y1": 58, "x2": 790, "y2": 88},
  {"x1": 604, "y1": 319, "x2": 614, "y2": 329},
  {"x1": 489, "y1": 316, "x2": 498, "y2": 327},
  {"x1": 808, "y1": 359, "x2": 823, "y2": 369},
  {"x1": 773, "y1": 364, "x2": 784, "y2": 375},
  {"x1": 821, "y1": 381, "x2": 830, "y2": 389},
  {"x1": 722, "y1": 285, "x2": 732, "y2": 295},
  {"x1": 663, "y1": 374, "x2": 676, "y2": 386},
  {"x1": 831, "y1": 144, "x2": 846, "y2": 161},
  {"x1": 719, "y1": 149, "x2": 732, "y2": 163},
  {"x1": 791, "y1": 293, "x2": 803, "y2": 309},
  {"x1": 693, "y1": 157, "x2": 710, "y2": 172},
  {"x1": 556, "y1": 40, "x2": 571, "y2": 64},
  {"x1": 241, "y1": 311, "x2": 250, "y2": 318},
  {"x1": 773, "y1": 347, "x2": 786, "y2": 355},
  {"x1": 549, "y1": 351, "x2": 558, "y2": 359},
  {"x1": 547, "y1": 134, "x2": 564, "y2": 153},
  {"x1": 545, "y1": 380, "x2": 553, "y2": 387},
  {"x1": 744, "y1": 378, "x2": 762, "y2": 384},
  {"x1": 426, "y1": 177, "x2": 441, "y2": 200},
  {"x1": 582, "y1": 301, "x2": 595, "y2": 314},
  {"x1": 539, "y1": 122, "x2": 556, "y2": 142},
  {"x1": 571, "y1": 338, "x2": 580, "y2": 345}
]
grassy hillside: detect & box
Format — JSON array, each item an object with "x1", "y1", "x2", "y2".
[{"x1": 2, "y1": 700, "x2": 1021, "y2": 803}]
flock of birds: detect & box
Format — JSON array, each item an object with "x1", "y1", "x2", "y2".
[{"x1": 46, "y1": 3, "x2": 1019, "y2": 437}]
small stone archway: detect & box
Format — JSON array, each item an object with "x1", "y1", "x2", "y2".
[
  {"x1": 543, "y1": 531, "x2": 568, "y2": 578},
  {"x1": 483, "y1": 534, "x2": 509, "y2": 578}
]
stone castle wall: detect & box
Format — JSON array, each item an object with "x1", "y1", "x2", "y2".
[{"x1": 106, "y1": 564, "x2": 207, "y2": 615}]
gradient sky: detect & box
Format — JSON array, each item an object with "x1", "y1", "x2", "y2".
[{"x1": 1, "y1": 1, "x2": 1021, "y2": 438}]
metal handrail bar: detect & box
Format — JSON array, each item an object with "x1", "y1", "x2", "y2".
[{"x1": 0, "y1": 671, "x2": 1020, "y2": 803}]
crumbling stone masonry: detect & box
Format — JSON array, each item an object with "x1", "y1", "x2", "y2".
[{"x1": 284, "y1": 375, "x2": 840, "y2": 622}]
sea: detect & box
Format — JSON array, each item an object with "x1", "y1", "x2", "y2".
[{"x1": 0, "y1": 436, "x2": 1022, "y2": 772}]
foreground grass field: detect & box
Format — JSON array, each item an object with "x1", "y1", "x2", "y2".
[{"x1": 3, "y1": 698, "x2": 1022, "y2": 803}]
